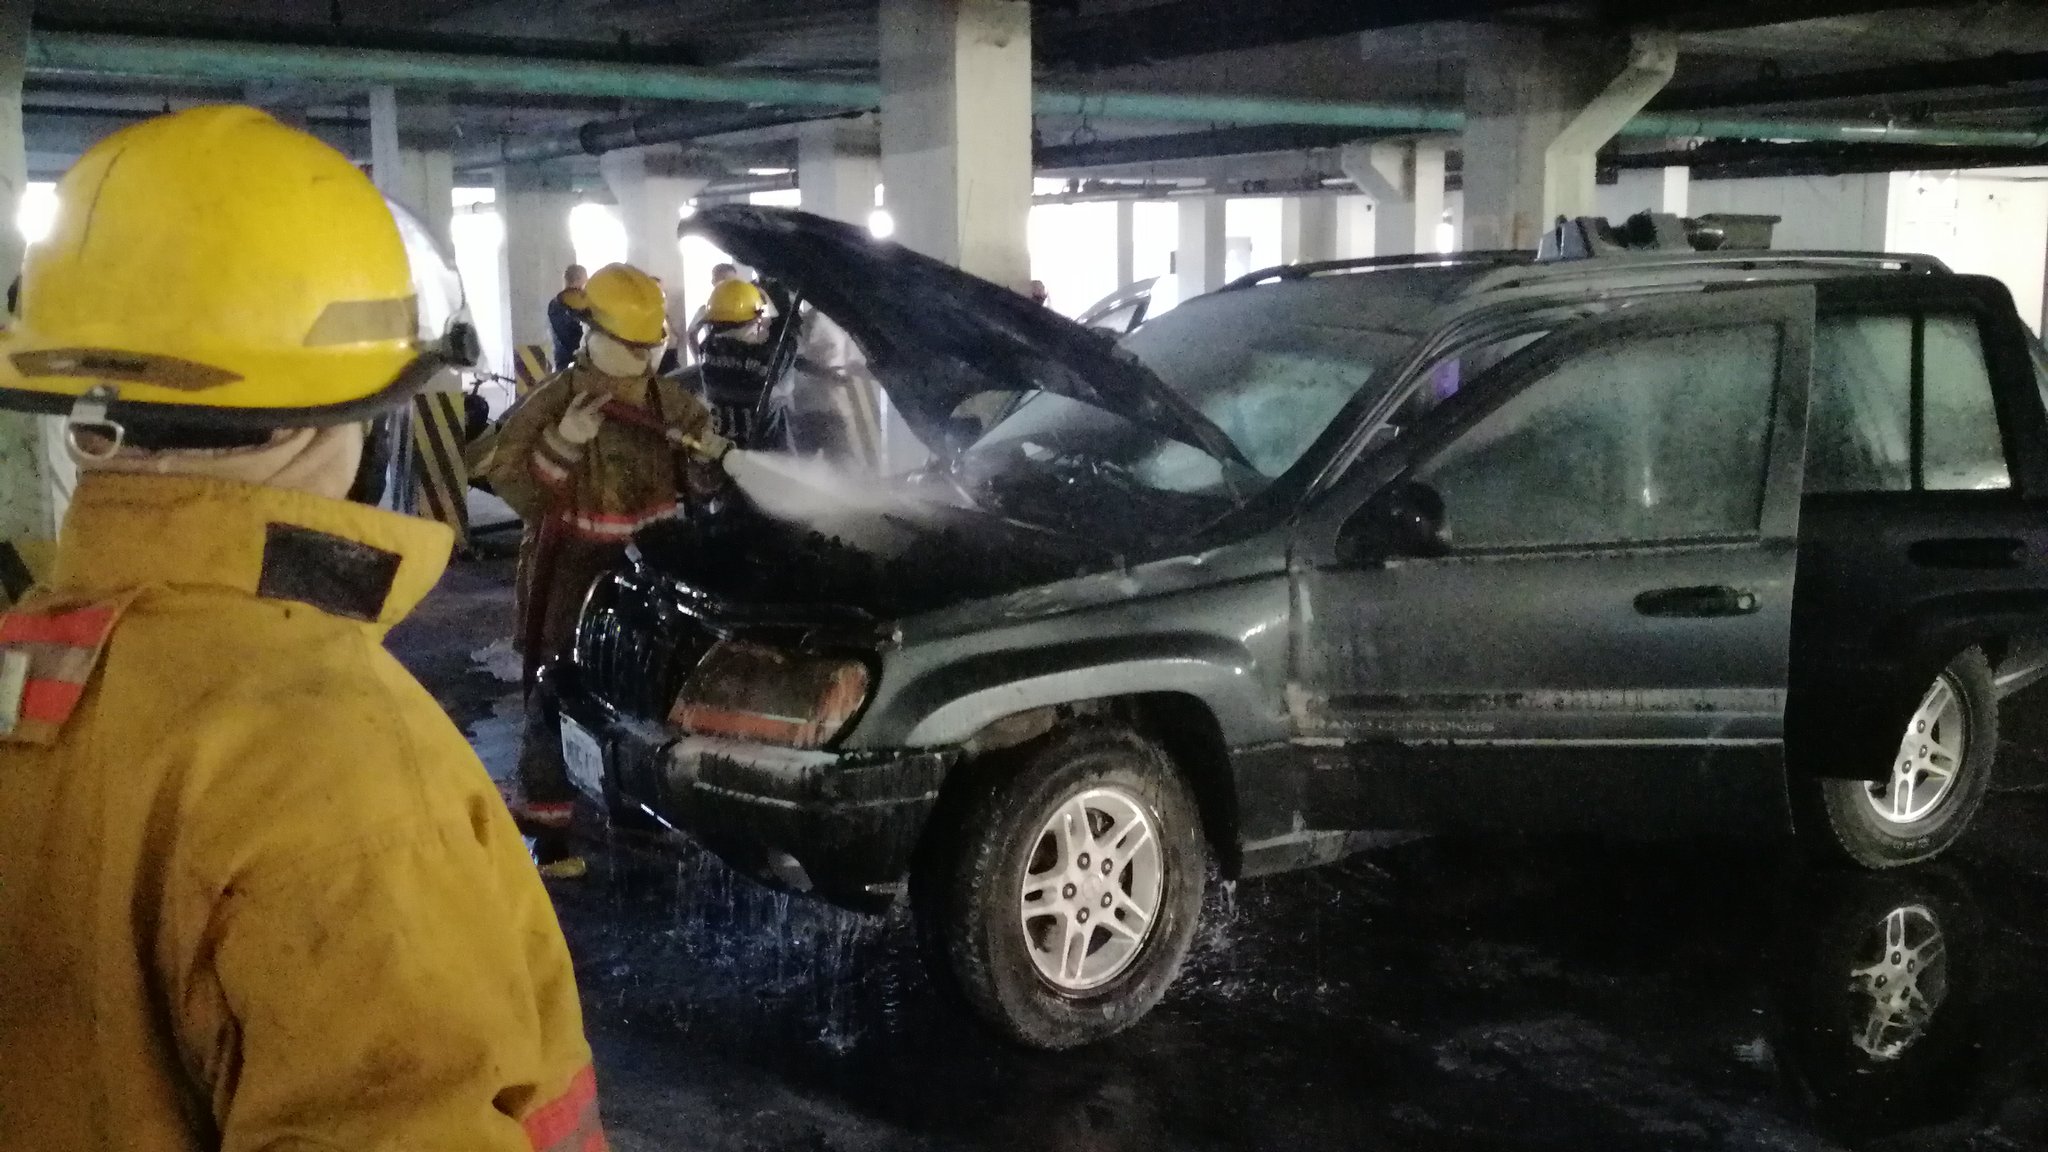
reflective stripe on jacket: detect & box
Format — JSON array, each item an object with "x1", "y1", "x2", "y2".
[
  {"x1": 485, "y1": 364, "x2": 715, "y2": 543},
  {"x1": 0, "y1": 473, "x2": 605, "y2": 1152}
]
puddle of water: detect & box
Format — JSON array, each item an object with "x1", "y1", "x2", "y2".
[
  {"x1": 471, "y1": 637, "x2": 524, "y2": 684},
  {"x1": 571, "y1": 840, "x2": 917, "y2": 1057},
  {"x1": 467, "y1": 691, "x2": 525, "y2": 783}
]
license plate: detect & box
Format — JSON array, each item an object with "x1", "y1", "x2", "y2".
[{"x1": 560, "y1": 717, "x2": 605, "y2": 801}]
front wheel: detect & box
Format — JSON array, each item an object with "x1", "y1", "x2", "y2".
[
  {"x1": 1803, "y1": 648, "x2": 1998, "y2": 869},
  {"x1": 915, "y1": 725, "x2": 1206, "y2": 1050}
]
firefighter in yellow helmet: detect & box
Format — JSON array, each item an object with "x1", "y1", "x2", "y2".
[
  {"x1": 0, "y1": 106, "x2": 609, "y2": 1152},
  {"x1": 694, "y1": 277, "x2": 791, "y2": 451},
  {"x1": 483, "y1": 262, "x2": 727, "y2": 863}
]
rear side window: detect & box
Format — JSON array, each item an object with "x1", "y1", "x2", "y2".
[
  {"x1": 1808, "y1": 312, "x2": 2010, "y2": 493},
  {"x1": 1923, "y1": 317, "x2": 2008, "y2": 490},
  {"x1": 1416, "y1": 323, "x2": 1783, "y2": 551}
]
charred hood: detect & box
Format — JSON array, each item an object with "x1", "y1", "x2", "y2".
[{"x1": 686, "y1": 205, "x2": 1244, "y2": 465}]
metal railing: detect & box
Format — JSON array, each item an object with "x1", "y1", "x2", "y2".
[
  {"x1": 1466, "y1": 250, "x2": 1952, "y2": 295},
  {"x1": 1219, "y1": 251, "x2": 1533, "y2": 293}
]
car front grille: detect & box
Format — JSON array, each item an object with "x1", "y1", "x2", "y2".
[{"x1": 571, "y1": 566, "x2": 721, "y2": 723}]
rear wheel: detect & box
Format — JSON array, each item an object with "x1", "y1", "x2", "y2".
[
  {"x1": 915, "y1": 725, "x2": 1205, "y2": 1050},
  {"x1": 1805, "y1": 648, "x2": 1997, "y2": 869}
]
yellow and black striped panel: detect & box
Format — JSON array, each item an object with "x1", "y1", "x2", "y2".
[
  {"x1": 517, "y1": 344, "x2": 552, "y2": 396},
  {"x1": 411, "y1": 391, "x2": 470, "y2": 546}
]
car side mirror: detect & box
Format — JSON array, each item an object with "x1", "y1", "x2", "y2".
[{"x1": 1339, "y1": 481, "x2": 1450, "y2": 565}]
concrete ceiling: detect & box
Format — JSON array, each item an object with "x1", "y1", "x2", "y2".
[{"x1": 18, "y1": 1, "x2": 2048, "y2": 188}]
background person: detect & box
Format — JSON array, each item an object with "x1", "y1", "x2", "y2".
[{"x1": 548, "y1": 262, "x2": 589, "y2": 371}]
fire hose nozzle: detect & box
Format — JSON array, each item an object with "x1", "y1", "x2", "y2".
[{"x1": 668, "y1": 428, "x2": 734, "y2": 463}]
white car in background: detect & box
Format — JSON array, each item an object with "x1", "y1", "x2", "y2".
[{"x1": 1074, "y1": 277, "x2": 1160, "y2": 335}]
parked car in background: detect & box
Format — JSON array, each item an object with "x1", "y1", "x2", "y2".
[
  {"x1": 1074, "y1": 277, "x2": 1157, "y2": 335},
  {"x1": 549, "y1": 206, "x2": 2048, "y2": 1049}
]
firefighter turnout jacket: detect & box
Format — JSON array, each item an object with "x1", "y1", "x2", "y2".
[
  {"x1": 0, "y1": 473, "x2": 606, "y2": 1152},
  {"x1": 486, "y1": 363, "x2": 719, "y2": 543}
]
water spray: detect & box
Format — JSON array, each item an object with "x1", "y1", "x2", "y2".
[{"x1": 670, "y1": 427, "x2": 920, "y2": 557}]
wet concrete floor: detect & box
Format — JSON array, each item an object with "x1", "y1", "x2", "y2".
[{"x1": 391, "y1": 557, "x2": 2048, "y2": 1152}]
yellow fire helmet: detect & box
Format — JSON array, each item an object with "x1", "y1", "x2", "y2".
[
  {"x1": 704, "y1": 278, "x2": 767, "y2": 326},
  {"x1": 0, "y1": 105, "x2": 477, "y2": 434},
  {"x1": 579, "y1": 263, "x2": 669, "y2": 349}
]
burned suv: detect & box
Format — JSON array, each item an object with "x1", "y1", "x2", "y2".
[{"x1": 550, "y1": 207, "x2": 2048, "y2": 1049}]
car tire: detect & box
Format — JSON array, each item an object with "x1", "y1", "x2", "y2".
[
  {"x1": 914, "y1": 724, "x2": 1206, "y2": 1050},
  {"x1": 1803, "y1": 648, "x2": 1997, "y2": 870}
]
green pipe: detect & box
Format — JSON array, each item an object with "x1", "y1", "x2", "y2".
[
  {"x1": 1034, "y1": 89, "x2": 1465, "y2": 133},
  {"x1": 26, "y1": 32, "x2": 884, "y2": 108},
  {"x1": 27, "y1": 31, "x2": 2048, "y2": 150}
]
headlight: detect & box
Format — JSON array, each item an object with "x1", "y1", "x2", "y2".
[{"x1": 668, "y1": 640, "x2": 872, "y2": 749}]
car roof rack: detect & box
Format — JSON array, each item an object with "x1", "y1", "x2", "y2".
[
  {"x1": 1219, "y1": 250, "x2": 1533, "y2": 293},
  {"x1": 1468, "y1": 250, "x2": 1952, "y2": 295}
]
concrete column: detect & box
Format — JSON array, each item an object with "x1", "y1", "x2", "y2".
[
  {"x1": 1176, "y1": 195, "x2": 1227, "y2": 296},
  {"x1": 0, "y1": 0, "x2": 62, "y2": 550},
  {"x1": 798, "y1": 116, "x2": 880, "y2": 227},
  {"x1": 1462, "y1": 27, "x2": 1677, "y2": 250},
  {"x1": 369, "y1": 90, "x2": 456, "y2": 251},
  {"x1": 1651, "y1": 166, "x2": 1689, "y2": 215},
  {"x1": 878, "y1": 0, "x2": 1032, "y2": 287},
  {"x1": 496, "y1": 169, "x2": 579, "y2": 363},
  {"x1": 1114, "y1": 199, "x2": 1136, "y2": 287},
  {"x1": 1281, "y1": 196, "x2": 1339, "y2": 265},
  {"x1": 397, "y1": 150, "x2": 456, "y2": 251},
  {"x1": 369, "y1": 86, "x2": 402, "y2": 196},
  {"x1": 1343, "y1": 140, "x2": 1446, "y2": 256},
  {"x1": 599, "y1": 148, "x2": 705, "y2": 290},
  {"x1": 1333, "y1": 196, "x2": 1375, "y2": 258}
]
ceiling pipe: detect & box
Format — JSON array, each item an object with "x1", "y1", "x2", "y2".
[
  {"x1": 27, "y1": 30, "x2": 2048, "y2": 151},
  {"x1": 1654, "y1": 51, "x2": 2048, "y2": 112},
  {"x1": 454, "y1": 104, "x2": 858, "y2": 168}
]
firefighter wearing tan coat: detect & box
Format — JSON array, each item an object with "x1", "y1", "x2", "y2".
[
  {"x1": 483, "y1": 263, "x2": 727, "y2": 855},
  {"x1": 0, "y1": 106, "x2": 606, "y2": 1152}
]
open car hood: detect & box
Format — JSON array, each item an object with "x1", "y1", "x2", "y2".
[{"x1": 686, "y1": 205, "x2": 1244, "y2": 465}]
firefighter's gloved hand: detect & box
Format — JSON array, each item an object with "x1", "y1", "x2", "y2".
[
  {"x1": 668, "y1": 426, "x2": 733, "y2": 463},
  {"x1": 555, "y1": 390, "x2": 611, "y2": 447}
]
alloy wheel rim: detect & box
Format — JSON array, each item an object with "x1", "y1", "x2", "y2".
[
  {"x1": 1866, "y1": 672, "x2": 1967, "y2": 826},
  {"x1": 1846, "y1": 903, "x2": 1948, "y2": 1061},
  {"x1": 1019, "y1": 785, "x2": 1164, "y2": 992}
]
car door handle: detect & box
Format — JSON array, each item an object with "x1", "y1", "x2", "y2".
[
  {"x1": 1634, "y1": 585, "x2": 1760, "y2": 618},
  {"x1": 1908, "y1": 537, "x2": 2026, "y2": 570}
]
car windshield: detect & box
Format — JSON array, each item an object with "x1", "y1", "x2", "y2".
[{"x1": 953, "y1": 275, "x2": 1448, "y2": 537}]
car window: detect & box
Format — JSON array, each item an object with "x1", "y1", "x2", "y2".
[
  {"x1": 1922, "y1": 315, "x2": 2009, "y2": 491},
  {"x1": 1197, "y1": 346, "x2": 1382, "y2": 477},
  {"x1": 1414, "y1": 323, "x2": 1782, "y2": 551},
  {"x1": 1807, "y1": 311, "x2": 2009, "y2": 494},
  {"x1": 1808, "y1": 316, "x2": 1913, "y2": 493},
  {"x1": 1383, "y1": 330, "x2": 1552, "y2": 441}
]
